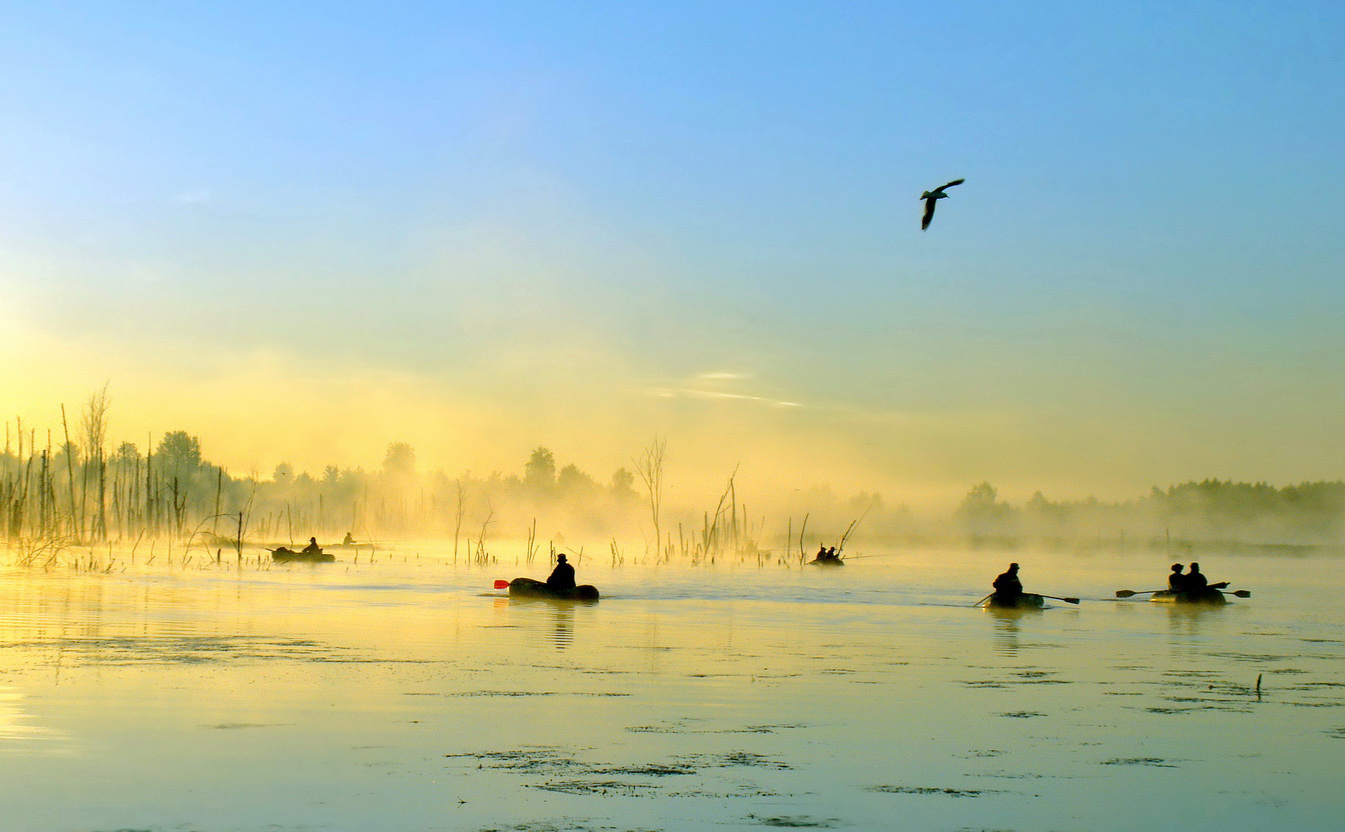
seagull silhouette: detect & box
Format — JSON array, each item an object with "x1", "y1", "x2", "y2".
[{"x1": 920, "y1": 178, "x2": 965, "y2": 231}]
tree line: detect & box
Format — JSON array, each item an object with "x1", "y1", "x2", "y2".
[{"x1": 7, "y1": 391, "x2": 1345, "y2": 559}]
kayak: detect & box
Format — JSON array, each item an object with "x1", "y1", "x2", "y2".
[
  {"x1": 507, "y1": 577, "x2": 600, "y2": 601},
  {"x1": 272, "y1": 547, "x2": 335, "y2": 563},
  {"x1": 807, "y1": 557, "x2": 845, "y2": 566},
  {"x1": 1150, "y1": 588, "x2": 1227, "y2": 605},
  {"x1": 984, "y1": 593, "x2": 1046, "y2": 610}
]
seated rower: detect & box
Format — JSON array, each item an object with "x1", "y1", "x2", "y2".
[
  {"x1": 992, "y1": 562, "x2": 1023, "y2": 604},
  {"x1": 302, "y1": 537, "x2": 322, "y2": 555},
  {"x1": 342, "y1": 532, "x2": 355, "y2": 545},
  {"x1": 547, "y1": 554, "x2": 576, "y2": 592},
  {"x1": 1185, "y1": 562, "x2": 1228, "y2": 593},
  {"x1": 1168, "y1": 563, "x2": 1186, "y2": 591}
]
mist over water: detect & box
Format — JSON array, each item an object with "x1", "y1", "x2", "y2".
[{"x1": 1, "y1": 543, "x2": 1341, "y2": 831}]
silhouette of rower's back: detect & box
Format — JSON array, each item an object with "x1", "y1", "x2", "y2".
[
  {"x1": 992, "y1": 562, "x2": 1023, "y2": 602},
  {"x1": 547, "y1": 554, "x2": 576, "y2": 591}
]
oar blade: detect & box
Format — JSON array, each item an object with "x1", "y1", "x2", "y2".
[
  {"x1": 1231, "y1": 589, "x2": 1251, "y2": 598},
  {"x1": 493, "y1": 579, "x2": 510, "y2": 590},
  {"x1": 1115, "y1": 590, "x2": 1137, "y2": 598},
  {"x1": 1062, "y1": 597, "x2": 1080, "y2": 604}
]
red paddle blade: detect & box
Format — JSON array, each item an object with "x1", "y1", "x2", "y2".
[{"x1": 493, "y1": 579, "x2": 509, "y2": 589}]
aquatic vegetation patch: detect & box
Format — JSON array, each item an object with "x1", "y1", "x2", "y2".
[
  {"x1": 590, "y1": 763, "x2": 696, "y2": 776},
  {"x1": 446, "y1": 747, "x2": 580, "y2": 774},
  {"x1": 477, "y1": 822, "x2": 660, "y2": 832},
  {"x1": 1326, "y1": 728, "x2": 1345, "y2": 739},
  {"x1": 867, "y1": 785, "x2": 1002, "y2": 797},
  {"x1": 675, "y1": 750, "x2": 792, "y2": 770},
  {"x1": 999, "y1": 711, "x2": 1046, "y2": 718},
  {"x1": 625, "y1": 720, "x2": 806, "y2": 735},
  {"x1": 9, "y1": 634, "x2": 363, "y2": 666},
  {"x1": 1101, "y1": 757, "x2": 1177, "y2": 767},
  {"x1": 746, "y1": 814, "x2": 840, "y2": 828},
  {"x1": 1205, "y1": 652, "x2": 1295, "y2": 664},
  {"x1": 531, "y1": 779, "x2": 660, "y2": 797}
]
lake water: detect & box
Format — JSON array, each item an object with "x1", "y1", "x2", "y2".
[{"x1": 1, "y1": 543, "x2": 1341, "y2": 831}]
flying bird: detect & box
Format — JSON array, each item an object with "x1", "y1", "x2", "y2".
[{"x1": 920, "y1": 178, "x2": 965, "y2": 231}]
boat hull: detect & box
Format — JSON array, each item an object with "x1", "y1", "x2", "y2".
[
  {"x1": 1150, "y1": 588, "x2": 1227, "y2": 605},
  {"x1": 985, "y1": 593, "x2": 1046, "y2": 609},
  {"x1": 508, "y1": 577, "x2": 600, "y2": 601},
  {"x1": 272, "y1": 549, "x2": 335, "y2": 563}
]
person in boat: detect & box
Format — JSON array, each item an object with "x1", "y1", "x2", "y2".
[
  {"x1": 547, "y1": 553, "x2": 576, "y2": 592},
  {"x1": 342, "y1": 532, "x2": 354, "y2": 545},
  {"x1": 817, "y1": 544, "x2": 829, "y2": 560},
  {"x1": 1168, "y1": 563, "x2": 1186, "y2": 591},
  {"x1": 302, "y1": 537, "x2": 322, "y2": 555},
  {"x1": 992, "y1": 562, "x2": 1024, "y2": 604},
  {"x1": 1184, "y1": 562, "x2": 1229, "y2": 594}
]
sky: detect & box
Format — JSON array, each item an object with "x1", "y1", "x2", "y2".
[{"x1": 2, "y1": 1, "x2": 1343, "y2": 508}]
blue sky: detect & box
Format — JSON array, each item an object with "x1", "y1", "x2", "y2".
[{"x1": 3, "y1": 2, "x2": 1343, "y2": 504}]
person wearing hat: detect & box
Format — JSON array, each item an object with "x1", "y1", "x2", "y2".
[
  {"x1": 1167, "y1": 563, "x2": 1186, "y2": 591},
  {"x1": 546, "y1": 553, "x2": 576, "y2": 592},
  {"x1": 991, "y1": 562, "x2": 1023, "y2": 605}
]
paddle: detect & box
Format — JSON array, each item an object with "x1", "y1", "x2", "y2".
[
  {"x1": 493, "y1": 579, "x2": 510, "y2": 589},
  {"x1": 1038, "y1": 594, "x2": 1081, "y2": 605},
  {"x1": 1116, "y1": 588, "x2": 1251, "y2": 598},
  {"x1": 972, "y1": 593, "x2": 993, "y2": 607}
]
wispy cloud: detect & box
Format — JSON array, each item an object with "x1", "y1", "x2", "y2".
[
  {"x1": 175, "y1": 189, "x2": 213, "y2": 205},
  {"x1": 648, "y1": 370, "x2": 802, "y2": 409}
]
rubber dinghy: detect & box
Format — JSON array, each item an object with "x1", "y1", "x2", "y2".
[
  {"x1": 983, "y1": 593, "x2": 1046, "y2": 610},
  {"x1": 507, "y1": 577, "x2": 600, "y2": 601},
  {"x1": 1149, "y1": 588, "x2": 1228, "y2": 605},
  {"x1": 271, "y1": 547, "x2": 335, "y2": 563}
]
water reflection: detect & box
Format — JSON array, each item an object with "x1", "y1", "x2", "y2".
[
  {"x1": 984, "y1": 607, "x2": 1025, "y2": 656},
  {"x1": 1, "y1": 551, "x2": 1343, "y2": 831},
  {"x1": 505, "y1": 597, "x2": 579, "y2": 650},
  {"x1": 550, "y1": 603, "x2": 574, "y2": 649},
  {"x1": 0, "y1": 686, "x2": 56, "y2": 747}
]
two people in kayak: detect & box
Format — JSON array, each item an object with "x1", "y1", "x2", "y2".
[
  {"x1": 815, "y1": 545, "x2": 841, "y2": 563},
  {"x1": 1166, "y1": 562, "x2": 1227, "y2": 594}
]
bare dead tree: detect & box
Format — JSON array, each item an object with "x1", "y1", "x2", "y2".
[
  {"x1": 633, "y1": 437, "x2": 666, "y2": 558},
  {"x1": 80, "y1": 384, "x2": 111, "y2": 540}
]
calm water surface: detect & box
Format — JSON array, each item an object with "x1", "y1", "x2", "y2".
[{"x1": 1, "y1": 545, "x2": 1341, "y2": 831}]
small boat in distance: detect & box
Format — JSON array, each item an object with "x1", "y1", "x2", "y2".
[
  {"x1": 808, "y1": 545, "x2": 844, "y2": 566},
  {"x1": 271, "y1": 546, "x2": 335, "y2": 564}
]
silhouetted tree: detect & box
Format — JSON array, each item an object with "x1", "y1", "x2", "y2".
[
  {"x1": 155, "y1": 431, "x2": 202, "y2": 473},
  {"x1": 525, "y1": 447, "x2": 556, "y2": 492},
  {"x1": 383, "y1": 442, "x2": 417, "y2": 477}
]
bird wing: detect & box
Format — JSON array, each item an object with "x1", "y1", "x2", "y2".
[
  {"x1": 921, "y1": 197, "x2": 936, "y2": 230},
  {"x1": 935, "y1": 178, "x2": 965, "y2": 194}
]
